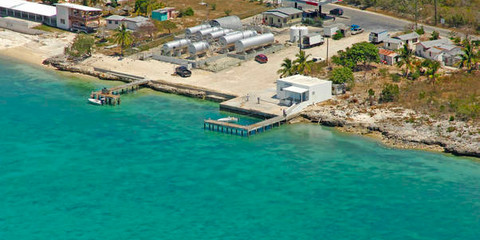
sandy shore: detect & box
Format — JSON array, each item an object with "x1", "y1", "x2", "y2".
[{"x1": 0, "y1": 29, "x2": 74, "y2": 65}]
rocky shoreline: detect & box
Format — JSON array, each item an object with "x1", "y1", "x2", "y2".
[{"x1": 301, "y1": 95, "x2": 480, "y2": 158}]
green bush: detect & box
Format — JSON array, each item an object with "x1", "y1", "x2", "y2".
[
  {"x1": 181, "y1": 7, "x2": 194, "y2": 17},
  {"x1": 379, "y1": 84, "x2": 399, "y2": 103},
  {"x1": 390, "y1": 73, "x2": 401, "y2": 82},
  {"x1": 330, "y1": 67, "x2": 354, "y2": 84},
  {"x1": 332, "y1": 30, "x2": 344, "y2": 40},
  {"x1": 410, "y1": 71, "x2": 420, "y2": 80},
  {"x1": 415, "y1": 26, "x2": 425, "y2": 35},
  {"x1": 302, "y1": 18, "x2": 323, "y2": 27}
]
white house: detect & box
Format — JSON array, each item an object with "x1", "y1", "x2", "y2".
[
  {"x1": 383, "y1": 37, "x2": 404, "y2": 50},
  {"x1": 105, "y1": 15, "x2": 152, "y2": 31},
  {"x1": 415, "y1": 38, "x2": 463, "y2": 66},
  {"x1": 276, "y1": 75, "x2": 332, "y2": 106},
  {"x1": 395, "y1": 32, "x2": 420, "y2": 47},
  {"x1": 56, "y1": 3, "x2": 102, "y2": 33}
]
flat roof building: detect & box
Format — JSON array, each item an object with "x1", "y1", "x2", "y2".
[
  {"x1": 0, "y1": 0, "x2": 56, "y2": 26},
  {"x1": 56, "y1": 3, "x2": 102, "y2": 33},
  {"x1": 277, "y1": 75, "x2": 332, "y2": 106}
]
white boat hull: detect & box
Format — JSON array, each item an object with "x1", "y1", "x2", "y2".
[
  {"x1": 88, "y1": 98, "x2": 102, "y2": 105},
  {"x1": 217, "y1": 117, "x2": 238, "y2": 123}
]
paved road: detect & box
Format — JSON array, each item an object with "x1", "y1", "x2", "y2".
[{"x1": 285, "y1": 2, "x2": 477, "y2": 39}]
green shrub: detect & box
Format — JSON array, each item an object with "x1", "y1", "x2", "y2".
[
  {"x1": 390, "y1": 73, "x2": 401, "y2": 82},
  {"x1": 449, "y1": 116, "x2": 455, "y2": 121},
  {"x1": 332, "y1": 30, "x2": 344, "y2": 40},
  {"x1": 211, "y1": 3, "x2": 216, "y2": 10},
  {"x1": 330, "y1": 67, "x2": 354, "y2": 84},
  {"x1": 410, "y1": 71, "x2": 420, "y2": 80},
  {"x1": 415, "y1": 26, "x2": 425, "y2": 35},
  {"x1": 379, "y1": 84, "x2": 399, "y2": 103},
  {"x1": 181, "y1": 7, "x2": 194, "y2": 17},
  {"x1": 379, "y1": 68, "x2": 389, "y2": 78},
  {"x1": 447, "y1": 126, "x2": 456, "y2": 132},
  {"x1": 430, "y1": 31, "x2": 440, "y2": 40}
]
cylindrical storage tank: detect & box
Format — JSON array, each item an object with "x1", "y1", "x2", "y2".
[
  {"x1": 290, "y1": 26, "x2": 299, "y2": 42},
  {"x1": 298, "y1": 26, "x2": 309, "y2": 39},
  {"x1": 219, "y1": 30, "x2": 258, "y2": 47},
  {"x1": 206, "y1": 29, "x2": 233, "y2": 40},
  {"x1": 195, "y1": 27, "x2": 222, "y2": 38},
  {"x1": 185, "y1": 24, "x2": 211, "y2": 35},
  {"x1": 235, "y1": 33, "x2": 275, "y2": 53},
  {"x1": 209, "y1": 16, "x2": 242, "y2": 29},
  {"x1": 161, "y1": 39, "x2": 191, "y2": 53},
  {"x1": 188, "y1": 41, "x2": 210, "y2": 55}
]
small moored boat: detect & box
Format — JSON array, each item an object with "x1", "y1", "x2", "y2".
[
  {"x1": 217, "y1": 116, "x2": 238, "y2": 123},
  {"x1": 88, "y1": 98, "x2": 102, "y2": 105}
]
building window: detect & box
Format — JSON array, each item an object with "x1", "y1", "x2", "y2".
[
  {"x1": 108, "y1": 20, "x2": 112, "y2": 24},
  {"x1": 278, "y1": 19, "x2": 280, "y2": 23},
  {"x1": 115, "y1": 21, "x2": 118, "y2": 24},
  {"x1": 291, "y1": 16, "x2": 294, "y2": 19},
  {"x1": 60, "y1": 19, "x2": 65, "y2": 24},
  {"x1": 312, "y1": 91, "x2": 315, "y2": 95}
]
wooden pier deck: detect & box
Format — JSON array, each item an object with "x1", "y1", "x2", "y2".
[
  {"x1": 204, "y1": 115, "x2": 288, "y2": 137},
  {"x1": 90, "y1": 79, "x2": 151, "y2": 106}
]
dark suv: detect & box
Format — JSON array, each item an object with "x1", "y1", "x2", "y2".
[
  {"x1": 175, "y1": 66, "x2": 192, "y2": 78},
  {"x1": 329, "y1": 8, "x2": 344, "y2": 16}
]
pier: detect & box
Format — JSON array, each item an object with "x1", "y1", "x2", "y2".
[{"x1": 90, "y1": 79, "x2": 151, "y2": 106}]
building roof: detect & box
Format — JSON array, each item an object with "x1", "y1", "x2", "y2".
[
  {"x1": 396, "y1": 32, "x2": 420, "y2": 41},
  {"x1": 153, "y1": 7, "x2": 175, "y2": 13},
  {"x1": 0, "y1": 0, "x2": 56, "y2": 17},
  {"x1": 56, "y1": 3, "x2": 102, "y2": 12},
  {"x1": 324, "y1": 23, "x2": 347, "y2": 30},
  {"x1": 106, "y1": 15, "x2": 125, "y2": 21},
  {"x1": 125, "y1": 16, "x2": 149, "y2": 23},
  {"x1": 284, "y1": 85, "x2": 308, "y2": 94},
  {"x1": 264, "y1": 11, "x2": 289, "y2": 18},
  {"x1": 278, "y1": 75, "x2": 329, "y2": 87},
  {"x1": 264, "y1": 7, "x2": 302, "y2": 16},
  {"x1": 371, "y1": 29, "x2": 387, "y2": 34},
  {"x1": 418, "y1": 38, "x2": 452, "y2": 48},
  {"x1": 384, "y1": 37, "x2": 403, "y2": 44},
  {"x1": 379, "y1": 48, "x2": 397, "y2": 57}
]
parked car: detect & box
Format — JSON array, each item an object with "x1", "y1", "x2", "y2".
[
  {"x1": 175, "y1": 66, "x2": 192, "y2": 78},
  {"x1": 255, "y1": 54, "x2": 268, "y2": 64},
  {"x1": 350, "y1": 24, "x2": 364, "y2": 35},
  {"x1": 312, "y1": 57, "x2": 325, "y2": 63},
  {"x1": 329, "y1": 8, "x2": 344, "y2": 16}
]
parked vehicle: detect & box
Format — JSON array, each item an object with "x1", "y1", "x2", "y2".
[
  {"x1": 329, "y1": 8, "x2": 344, "y2": 16},
  {"x1": 369, "y1": 29, "x2": 389, "y2": 43},
  {"x1": 312, "y1": 57, "x2": 325, "y2": 63},
  {"x1": 350, "y1": 24, "x2": 364, "y2": 35},
  {"x1": 302, "y1": 33, "x2": 324, "y2": 48},
  {"x1": 255, "y1": 54, "x2": 268, "y2": 64},
  {"x1": 175, "y1": 66, "x2": 192, "y2": 78}
]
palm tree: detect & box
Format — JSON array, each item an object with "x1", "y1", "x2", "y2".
[
  {"x1": 396, "y1": 44, "x2": 415, "y2": 77},
  {"x1": 293, "y1": 50, "x2": 313, "y2": 74},
  {"x1": 277, "y1": 58, "x2": 294, "y2": 77},
  {"x1": 457, "y1": 40, "x2": 479, "y2": 72},
  {"x1": 114, "y1": 25, "x2": 134, "y2": 56},
  {"x1": 422, "y1": 59, "x2": 441, "y2": 84}
]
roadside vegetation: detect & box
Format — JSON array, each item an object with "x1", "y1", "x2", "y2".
[{"x1": 340, "y1": 0, "x2": 480, "y2": 33}]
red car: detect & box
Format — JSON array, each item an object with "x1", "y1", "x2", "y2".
[{"x1": 255, "y1": 54, "x2": 268, "y2": 64}]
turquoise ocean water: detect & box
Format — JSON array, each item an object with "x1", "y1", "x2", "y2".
[{"x1": 0, "y1": 57, "x2": 480, "y2": 239}]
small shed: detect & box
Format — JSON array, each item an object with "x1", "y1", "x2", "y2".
[
  {"x1": 105, "y1": 15, "x2": 125, "y2": 30},
  {"x1": 210, "y1": 16, "x2": 242, "y2": 29},
  {"x1": 263, "y1": 7, "x2": 302, "y2": 28},
  {"x1": 151, "y1": 7, "x2": 176, "y2": 21},
  {"x1": 395, "y1": 32, "x2": 420, "y2": 46},
  {"x1": 379, "y1": 48, "x2": 398, "y2": 65},
  {"x1": 277, "y1": 75, "x2": 332, "y2": 106},
  {"x1": 383, "y1": 37, "x2": 404, "y2": 50}
]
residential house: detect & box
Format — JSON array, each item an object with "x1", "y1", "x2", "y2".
[
  {"x1": 106, "y1": 15, "x2": 152, "y2": 31},
  {"x1": 263, "y1": 7, "x2": 302, "y2": 28},
  {"x1": 394, "y1": 32, "x2": 420, "y2": 47},
  {"x1": 276, "y1": 75, "x2": 332, "y2": 106},
  {"x1": 0, "y1": 0, "x2": 57, "y2": 26},
  {"x1": 379, "y1": 48, "x2": 398, "y2": 65},
  {"x1": 151, "y1": 7, "x2": 176, "y2": 22},
  {"x1": 383, "y1": 37, "x2": 404, "y2": 51},
  {"x1": 56, "y1": 3, "x2": 102, "y2": 33},
  {"x1": 415, "y1": 38, "x2": 463, "y2": 66}
]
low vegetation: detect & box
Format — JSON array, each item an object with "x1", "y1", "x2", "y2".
[
  {"x1": 277, "y1": 51, "x2": 314, "y2": 77},
  {"x1": 65, "y1": 34, "x2": 95, "y2": 59}
]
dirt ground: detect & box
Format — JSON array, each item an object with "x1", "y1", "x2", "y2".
[{"x1": 83, "y1": 31, "x2": 369, "y2": 96}]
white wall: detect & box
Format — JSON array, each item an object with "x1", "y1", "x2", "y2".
[
  {"x1": 56, "y1": 6, "x2": 70, "y2": 30},
  {"x1": 277, "y1": 79, "x2": 332, "y2": 105}
]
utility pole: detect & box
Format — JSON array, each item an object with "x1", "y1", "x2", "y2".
[
  {"x1": 434, "y1": 0, "x2": 438, "y2": 25},
  {"x1": 414, "y1": 0, "x2": 418, "y2": 30},
  {"x1": 326, "y1": 37, "x2": 329, "y2": 66}
]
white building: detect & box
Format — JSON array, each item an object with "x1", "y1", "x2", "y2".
[
  {"x1": 383, "y1": 37, "x2": 404, "y2": 50},
  {"x1": 0, "y1": 0, "x2": 56, "y2": 26},
  {"x1": 415, "y1": 38, "x2": 463, "y2": 66},
  {"x1": 105, "y1": 15, "x2": 151, "y2": 31},
  {"x1": 395, "y1": 32, "x2": 420, "y2": 47},
  {"x1": 277, "y1": 75, "x2": 332, "y2": 106},
  {"x1": 56, "y1": 3, "x2": 102, "y2": 33}
]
